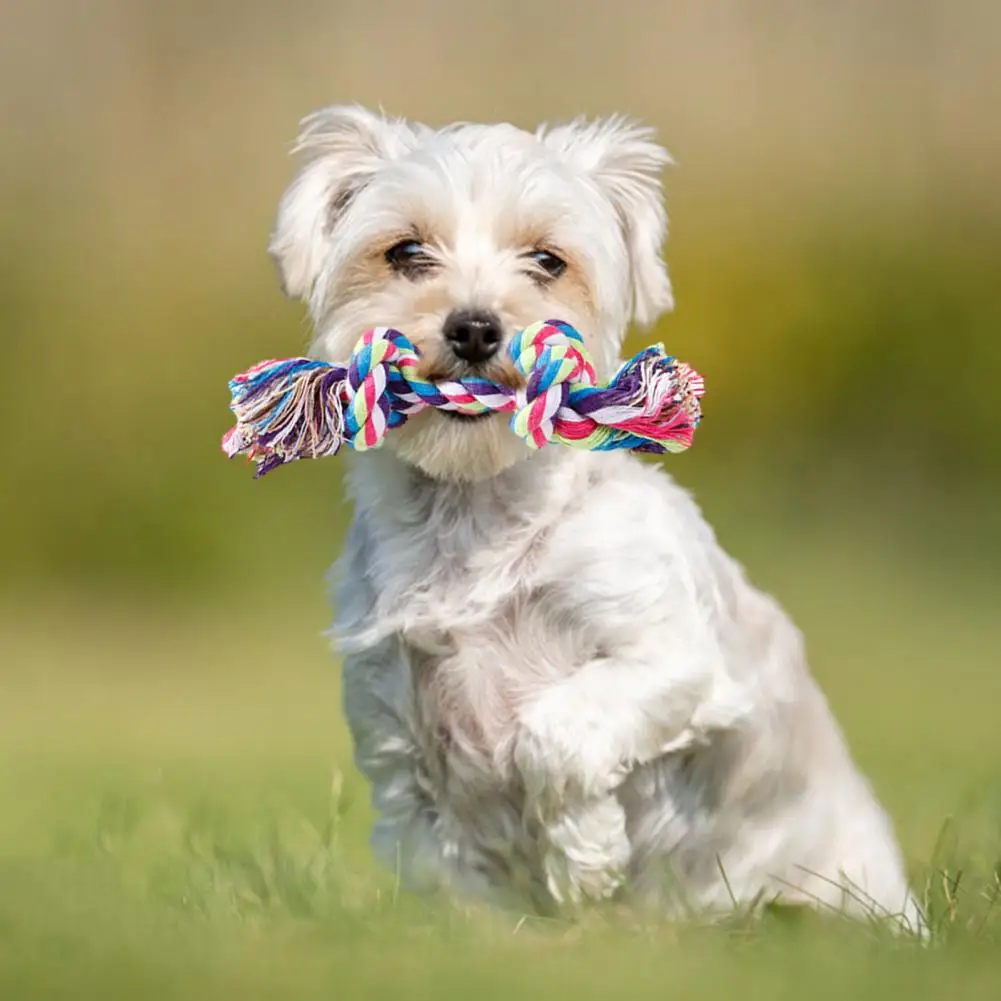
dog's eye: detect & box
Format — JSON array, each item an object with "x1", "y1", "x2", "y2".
[
  {"x1": 385, "y1": 239, "x2": 435, "y2": 278},
  {"x1": 525, "y1": 249, "x2": 567, "y2": 281}
]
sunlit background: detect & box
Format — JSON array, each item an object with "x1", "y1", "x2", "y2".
[{"x1": 1, "y1": 1, "x2": 999, "y2": 997}]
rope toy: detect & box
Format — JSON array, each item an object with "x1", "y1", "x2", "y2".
[{"x1": 222, "y1": 320, "x2": 705, "y2": 477}]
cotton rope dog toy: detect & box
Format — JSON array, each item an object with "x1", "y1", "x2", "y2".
[{"x1": 222, "y1": 319, "x2": 705, "y2": 478}]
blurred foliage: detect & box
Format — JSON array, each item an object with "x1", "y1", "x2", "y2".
[
  {"x1": 1, "y1": 3, "x2": 999, "y2": 995},
  {"x1": 2, "y1": 531, "x2": 1001, "y2": 997},
  {"x1": 0, "y1": 0, "x2": 998, "y2": 594}
]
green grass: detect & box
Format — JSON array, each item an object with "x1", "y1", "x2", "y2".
[{"x1": 1, "y1": 511, "x2": 1000, "y2": 1000}]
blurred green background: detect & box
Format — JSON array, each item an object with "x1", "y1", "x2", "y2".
[{"x1": 1, "y1": 1, "x2": 999, "y2": 998}]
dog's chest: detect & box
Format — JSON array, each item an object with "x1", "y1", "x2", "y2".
[{"x1": 398, "y1": 582, "x2": 592, "y2": 789}]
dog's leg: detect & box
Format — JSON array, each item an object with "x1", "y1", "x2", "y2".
[
  {"x1": 514, "y1": 640, "x2": 718, "y2": 804},
  {"x1": 343, "y1": 640, "x2": 508, "y2": 906},
  {"x1": 341, "y1": 641, "x2": 451, "y2": 895},
  {"x1": 333, "y1": 521, "x2": 459, "y2": 894},
  {"x1": 513, "y1": 636, "x2": 749, "y2": 904},
  {"x1": 534, "y1": 792, "x2": 632, "y2": 905}
]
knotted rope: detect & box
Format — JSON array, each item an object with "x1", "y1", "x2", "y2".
[{"x1": 222, "y1": 320, "x2": 705, "y2": 477}]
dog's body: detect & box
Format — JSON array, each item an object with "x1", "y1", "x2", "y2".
[{"x1": 269, "y1": 105, "x2": 923, "y2": 930}]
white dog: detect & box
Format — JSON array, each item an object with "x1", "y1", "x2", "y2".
[{"x1": 268, "y1": 104, "x2": 924, "y2": 931}]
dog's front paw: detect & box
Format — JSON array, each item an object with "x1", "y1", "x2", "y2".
[
  {"x1": 541, "y1": 795, "x2": 631, "y2": 906},
  {"x1": 514, "y1": 690, "x2": 631, "y2": 808}
]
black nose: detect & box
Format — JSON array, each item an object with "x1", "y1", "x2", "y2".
[{"x1": 443, "y1": 309, "x2": 503, "y2": 364}]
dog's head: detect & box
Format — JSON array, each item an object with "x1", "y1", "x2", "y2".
[{"x1": 269, "y1": 105, "x2": 673, "y2": 481}]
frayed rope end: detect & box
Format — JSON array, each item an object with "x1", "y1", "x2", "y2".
[{"x1": 222, "y1": 357, "x2": 350, "y2": 477}]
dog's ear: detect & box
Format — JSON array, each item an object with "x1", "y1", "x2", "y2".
[
  {"x1": 268, "y1": 105, "x2": 417, "y2": 302},
  {"x1": 539, "y1": 116, "x2": 673, "y2": 325}
]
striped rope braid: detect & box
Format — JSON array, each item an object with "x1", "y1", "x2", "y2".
[{"x1": 222, "y1": 320, "x2": 705, "y2": 477}]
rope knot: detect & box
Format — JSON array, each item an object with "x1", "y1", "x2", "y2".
[
  {"x1": 342, "y1": 328, "x2": 420, "y2": 452},
  {"x1": 510, "y1": 320, "x2": 597, "y2": 449}
]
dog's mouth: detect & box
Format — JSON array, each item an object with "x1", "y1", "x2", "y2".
[
  {"x1": 439, "y1": 410, "x2": 495, "y2": 423},
  {"x1": 419, "y1": 358, "x2": 522, "y2": 426}
]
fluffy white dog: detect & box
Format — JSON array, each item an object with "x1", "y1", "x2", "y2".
[{"x1": 268, "y1": 104, "x2": 924, "y2": 931}]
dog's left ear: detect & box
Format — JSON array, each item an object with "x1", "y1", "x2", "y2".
[{"x1": 539, "y1": 116, "x2": 674, "y2": 325}]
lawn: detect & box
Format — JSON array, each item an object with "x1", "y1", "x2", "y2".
[{"x1": 1, "y1": 502, "x2": 999, "y2": 1000}]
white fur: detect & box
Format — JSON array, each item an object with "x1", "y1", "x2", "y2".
[{"x1": 269, "y1": 106, "x2": 924, "y2": 932}]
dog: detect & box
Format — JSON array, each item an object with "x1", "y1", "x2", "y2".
[{"x1": 267, "y1": 104, "x2": 925, "y2": 932}]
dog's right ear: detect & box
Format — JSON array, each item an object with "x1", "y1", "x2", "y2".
[{"x1": 268, "y1": 105, "x2": 416, "y2": 302}]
